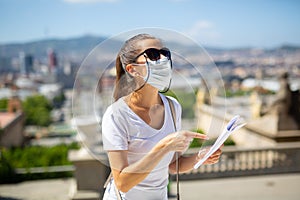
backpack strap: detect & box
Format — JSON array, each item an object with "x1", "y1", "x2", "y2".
[
  {"x1": 103, "y1": 172, "x2": 123, "y2": 200},
  {"x1": 167, "y1": 97, "x2": 177, "y2": 132},
  {"x1": 166, "y1": 97, "x2": 180, "y2": 200}
]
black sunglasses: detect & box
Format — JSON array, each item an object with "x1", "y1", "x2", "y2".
[{"x1": 134, "y1": 48, "x2": 171, "y2": 62}]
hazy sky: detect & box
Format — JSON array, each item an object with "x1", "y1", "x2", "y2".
[{"x1": 1, "y1": 0, "x2": 299, "y2": 48}]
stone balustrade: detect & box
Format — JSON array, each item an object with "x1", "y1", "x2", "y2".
[{"x1": 171, "y1": 143, "x2": 300, "y2": 181}]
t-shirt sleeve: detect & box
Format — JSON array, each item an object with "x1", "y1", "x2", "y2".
[{"x1": 101, "y1": 106, "x2": 128, "y2": 151}]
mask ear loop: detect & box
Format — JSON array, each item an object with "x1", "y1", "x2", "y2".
[{"x1": 129, "y1": 54, "x2": 150, "y2": 92}]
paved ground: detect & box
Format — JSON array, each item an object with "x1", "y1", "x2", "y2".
[
  {"x1": 0, "y1": 178, "x2": 75, "y2": 200},
  {"x1": 170, "y1": 173, "x2": 300, "y2": 200},
  {"x1": 0, "y1": 174, "x2": 299, "y2": 200}
]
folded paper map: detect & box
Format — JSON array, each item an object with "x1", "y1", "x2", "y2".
[{"x1": 193, "y1": 115, "x2": 246, "y2": 169}]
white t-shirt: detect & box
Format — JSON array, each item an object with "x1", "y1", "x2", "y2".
[{"x1": 102, "y1": 94, "x2": 181, "y2": 200}]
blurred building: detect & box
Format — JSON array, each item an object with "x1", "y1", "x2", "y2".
[
  {"x1": 19, "y1": 52, "x2": 34, "y2": 75},
  {"x1": 56, "y1": 61, "x2": 79, "y2": 89},
  {"x1": 0, "y1": 57, "x2": 12, "y2": 73},
  {"x1": 39, "y1": 83, "x2": 62, "y2": 100},
  {"x1": 0, "y1": 95, "x2": 25, "y2": 148},
  {"x1": 48, "y1": 49, "x2": 58, "y2": 74}
]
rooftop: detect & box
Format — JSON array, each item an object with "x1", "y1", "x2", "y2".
[{"x1": 0, "y1": 112, "x2": 17, "y2": 128}]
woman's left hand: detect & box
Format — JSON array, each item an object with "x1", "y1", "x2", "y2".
[{"x1": 197, "y1": 145, "x2": 223, "y2": 165}]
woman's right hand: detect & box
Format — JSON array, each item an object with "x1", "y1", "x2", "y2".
[{"x1": 160, "y1": 131, "x2": 209, "y2": 152}]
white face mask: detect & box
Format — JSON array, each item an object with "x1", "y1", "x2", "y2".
[{"x1": 145, "y1": 57, "x2": 172, "y2": 92}]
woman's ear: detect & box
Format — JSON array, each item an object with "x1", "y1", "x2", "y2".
[
  {"x1": 125, "y1": 64, "x2": 133, "y2": 73},
  {"x1": 125, "y1": 64, "x2": 139, "y2": 77}
]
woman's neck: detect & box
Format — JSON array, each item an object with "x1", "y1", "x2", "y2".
[
  {"x1": 127, "y1": 86, "x2": 162, "y2": 108},
  {"x1": 125, "y1": 86, "x2": 165, "y2": 129}
]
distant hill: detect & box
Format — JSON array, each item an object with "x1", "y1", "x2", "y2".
[
  {"x1": 0, "y1": 35, "x2": 299, "y2": 61},
  {"x1": 0, "y1": 35, "x2": 109, "y2": 59},
  {"x1": 279, "y1": 44, "x2": 300, "y2": 51}
]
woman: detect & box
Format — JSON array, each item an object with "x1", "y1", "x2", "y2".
[{"x1": 102, "y1": 33, "x2": 222, "y2": 200}]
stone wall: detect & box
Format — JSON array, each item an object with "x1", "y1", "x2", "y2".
[
  {"x1": 196, "y1": 104, "x2": 278, "y2": 147},
  {"x1": 68, "y1": 148, "x2": 110, "y2": 200},
  {"x1": 0, "y1": 112, "x2": 25, "y2": 148}
]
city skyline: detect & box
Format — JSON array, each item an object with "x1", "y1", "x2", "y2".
[{"x1": 0, "y1": 0, "x2": 300, "y2": 48}]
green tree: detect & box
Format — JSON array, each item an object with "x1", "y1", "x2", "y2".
[
  {"x1": 0, "y1": 98, "x2": 8, "y2": 111},
  {"x1": 22, "y1": 95, "x2": 53, "y2": 126},
  {"x1": 52, "y1": 92, "x2": 66, "y2": 108},
  {"x1": 164, "y1": 90, "x2": 196, "y2": 119}
]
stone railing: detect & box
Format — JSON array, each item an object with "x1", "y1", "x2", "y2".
[
  {"x1": 171, "y1": 142, "x2": 300, "y2": 181},
  {"x1": 68, "y1": 148, "x2": 110, "y2": 200},
  {"x1": 17, "y1": 143, "x2": 299, "y2": 200}
]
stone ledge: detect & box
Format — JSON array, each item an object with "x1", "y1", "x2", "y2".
[{"x1": 71, "y1": 190, "x2": 100, "y2": 200}]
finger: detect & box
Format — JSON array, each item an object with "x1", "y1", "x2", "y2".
[
  {"x1": 209, "y1": 160, "x2": 219, "y2": 165},
  {"x1": 185, "y1": 131, "x2": 209, "y2": 140},
  {"x1": 209, "y1": 154, "x2": 221, "y2": 159},
  {"x1": 213, "y1": 150, "x2": 222, "y2": 155},
  {"x1": 197, "y1": 149, "x2": 207, "y2": 158},
  {"x1": 214, "y1": 148, "x2": 222, "y2": 155},
  {"x1": 176, "y1": 145, "x2": 188, "y2": 152},
  {"x1": 205, "y1": 158, "x2": 220, "y2": 165}
]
